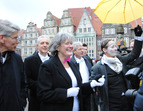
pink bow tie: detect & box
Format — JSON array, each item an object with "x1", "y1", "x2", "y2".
[{"x1": 64, "y1": 57, "x2": 70, "y2": 63}]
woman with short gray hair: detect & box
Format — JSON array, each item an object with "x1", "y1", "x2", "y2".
[
  {"x1": 37, "y1": 32, "x2": 104, "y2": 111},
  {"x1": 49, "y1": 32, "x2": 73, "y2": 56}
]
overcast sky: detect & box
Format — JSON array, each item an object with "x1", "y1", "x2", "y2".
[{"x1": 0, "y1": 0, "x2": 102, "y2": 29}]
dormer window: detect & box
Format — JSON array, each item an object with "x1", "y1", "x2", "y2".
[{"x1": 83, "y1": 18, "x2": 86, "y2": 25}]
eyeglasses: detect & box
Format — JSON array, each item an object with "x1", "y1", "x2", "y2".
[{"x1": 7, "y1": 36, "x2": 20, "y2": 41}]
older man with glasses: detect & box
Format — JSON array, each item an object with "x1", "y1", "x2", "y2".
[{"x1": 0, "y1": 19, "x2": 27, "y2": 111}]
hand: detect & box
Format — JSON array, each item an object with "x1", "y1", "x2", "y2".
[
  {"x1": 98, "y1": 75, "x2": 105, "y2": 84},
  {"x1": 90, "y1": 80, "x2": 104, "y2": 88},
  {"x1": 134, "y1": 25, "x2": 142, "y2": 36},
  {"x1": 67, "y1": 87, "x2": 79, "y2": 97}
]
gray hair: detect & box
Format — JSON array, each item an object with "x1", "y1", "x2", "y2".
[
  {"x1": 49, "y1": 32, "x2": 74, "y2": 56},
  {"x1": 0, "y1": 19, "x2": 20, "y2": 37},
  {"x1": 37, "y1": 35, "x2": 50, "y2": 44},
  {"x1": 73, "y1": 41, "x2": 83, "y2": 51}
]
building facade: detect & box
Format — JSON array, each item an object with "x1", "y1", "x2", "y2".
[
  {"x1": 20, "y1": 8, "x2": 142, "y2": 60},
  {"x1": 21, "y1": 22, "x2": 41, "y2": 59},
  {"x1": 41, "y1": 11, "x2": 60, "y2": 40}
]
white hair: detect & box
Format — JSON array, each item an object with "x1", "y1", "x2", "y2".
[
  {"x1": 0, "y1": 19, "x2": 20, "y2": 37},
  {"x1": 73, "y1": 41, "x2": 83, "y2": 51},
  {"x1": 37, "y1": 35, "x2": 50, "y2": 44}
]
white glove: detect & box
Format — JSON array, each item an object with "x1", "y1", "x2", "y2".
[
  {"x1": 98, "y1": 75, "x2": 105, "y2": 85},
  {"x1": 90, "y1": 75, "x2": 105, "y2": 88},
  {"x1": 90, "y1": 80, "x2": 104, "y2": 88},
  {"x1": 67, "y1": 87, "x2": 80, "y2": 97}
]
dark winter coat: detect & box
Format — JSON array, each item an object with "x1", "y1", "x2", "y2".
[
  {"x1": 90, "y1": 40, "x2": 142, "y2": 111},
  {"x1": 37, "y1": 55, "x2": 93, "y2": 111},
  {"x1": 0, "y1": 51, "x2": 27, "y2": 111}
]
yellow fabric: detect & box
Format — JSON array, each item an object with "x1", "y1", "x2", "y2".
[
  {"x1": 140, "y1": 80, "x2": 142, "y2": 86},
  {"x1": 94, "y1": 0, "x2": 143, "y2": 24}
]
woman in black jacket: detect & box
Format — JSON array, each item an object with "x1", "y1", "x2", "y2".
[
  {"x1": 37, "y1": 32, "x2": 105, "y2": 111},
  {"x1": 90, "y1": 25, "x2": 143, "y2": 111}
]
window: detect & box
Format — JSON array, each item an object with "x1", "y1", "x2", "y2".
[
  {"x1": 110, "y1": 28, "x2": 115, "y2": 34},
  {"x1": 29, "y1": 48, "x2": 32, "y2": 54},
  {"x1": 30, "y1": 27, "x2": 32, "y2": 31},
  {"x1": 24, "y1": 41, "x2": 27, "y2": 45},
  {"x1": 35, "y1": 33, "x2": 38, "y2": 37},
  {"x1": 88, "y1": 28, "x2": 91, "y2": 32},
  {"x1": 46, "y1": 22, "x2": 49, "y2": 26},
  {"x1": 62, "y1": 20, "x2": 65, "y2": 25},
  {"x1": 24, "y1": 48, "x2": 27, "y2": 54},
  {"x1": 44, "y1": 30, "x2": 47, "y2": 34},
  {"x1": 52, "y1": 29, "x2": 54, "y2": 33},
  {"x1": 83, "y1": 18, "x2": 86, "y2": 25},
  {"x1": 25, "y1": 34, "x2": 27, "y2": 38},
  {"x1": 30, "y1": 40, "x2": 32, "y2": 44},
  {"x1": 84, "y1": 28, "x2": 87, "y2": 32},
  {"x1": 50, "y1": 21, "x2": 52, "y2": 26},
  {"x1": 105, "y1": 29, "x2": 109, "y2": 34},
  {"x1": 124, "y1": 27, "x2": 127, "y2": 34},
  {"x1": 30, "y1": 34, "x2": 33, "y2": 37},
  {"x1": 97, "y1": 40, "x2": 101, "y2": 46},
  {"x1": 48, "y1": 29, "x2": 50, "y2": 34},
  {"x1": 79, "y1": 28, "x2": 82, "y2": 33}
]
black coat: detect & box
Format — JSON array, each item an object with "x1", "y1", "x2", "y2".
[
  {"x1": 0, "y1": 51, "x2": 27, "y2": 111},
  {"x1": 70, "y1": 55, "x2": 96, "y2": 111},
  {"x1": 90, "y1": 40, "x2": 143, "y2": 111},
  {"x1": 37, "y1": 55, "x2": 93, "y2": 111},
  {"x1": 24, "y1": 52, "x2": 51, "y2": 111},
  {"x1": 24, "y1": 52, "x2": 42, "y2": 111}
]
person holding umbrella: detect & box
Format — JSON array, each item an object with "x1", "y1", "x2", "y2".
[{"x1": 90, "y1": 25, "x2": 142, "y2": 111}]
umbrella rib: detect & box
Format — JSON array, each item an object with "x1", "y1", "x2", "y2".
[
  {"x1": 104, "y1": 0, "x2": 121, "y2": 22},
  {"x1": 123, "y1": 0, "x2": 127, "y2": 24},
  {"x1": 128, "y1": 0, "x2": 137, "y2": 25},
  {"x1": 135, "y1": 0, "x2": 143, "y2": 6}
]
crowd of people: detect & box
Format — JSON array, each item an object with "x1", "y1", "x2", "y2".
[{"x1": 0, "y1": 19, "x2": 143, "y2": 111}]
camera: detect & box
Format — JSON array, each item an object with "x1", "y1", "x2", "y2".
[{"x1": 125, "y1": 65, "x2": 143, "y2": 97}]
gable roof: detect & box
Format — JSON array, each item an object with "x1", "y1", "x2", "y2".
[
  {"x1": 52, "y1": 15, "x2": 61, "y2": 26},
  {"x1": 68, "y1": 7, "x2": 103, "y2": 35},
  {"x1": 86, "y1": 7, "x2": 103, "y2": 35}
]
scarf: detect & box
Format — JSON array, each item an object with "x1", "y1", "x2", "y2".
[{"x1": 102, "y1": 54, "x2": 123, "y2": 74}]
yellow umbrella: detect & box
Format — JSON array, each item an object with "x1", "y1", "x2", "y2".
[{"x1": 94, "y1": 0, "x2": 143, "y2": 24}]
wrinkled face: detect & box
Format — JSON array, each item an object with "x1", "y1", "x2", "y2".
[
  {"x1": 103, "y1": 40, "x2": 118, "y2": 57},
  {"x1": 57, "y1": 39, "x2": 73, "y2": 58},
  {"x1": 37, "y1": 38, "x2": 49, "y2": 55},
  {"x1": 73, "y1": 45, "x2": 84, "y2": 59},
  {"x1": 1, "y1": 31, "x2": 20, "y2": 51},
  {"x1": 83, "y1": 46, "x2": 88, "y2": 55}
]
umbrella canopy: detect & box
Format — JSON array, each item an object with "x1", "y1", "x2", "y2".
[{"x1": 94, "y1": 0, "x2": 143, "y2": 24}]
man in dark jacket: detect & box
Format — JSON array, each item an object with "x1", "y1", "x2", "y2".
[
  {"x1": 24, "y1": 35, "x2": 51, "y2": 111},
  {"x1": 0, "y1": 19, "x2": 27, "y2": 111},
  {"x1": 70, "y1": 42, "x2": 96, "y2": 111}
]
